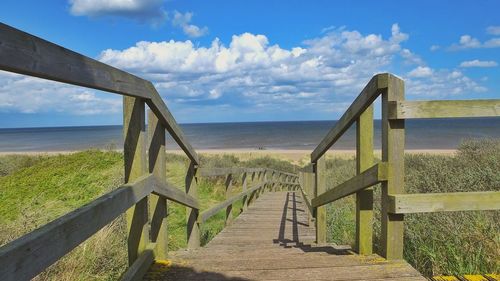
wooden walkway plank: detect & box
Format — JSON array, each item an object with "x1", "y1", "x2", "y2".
[{"x1": 150, "y1": 191, "x2": 425, "y2": 281}]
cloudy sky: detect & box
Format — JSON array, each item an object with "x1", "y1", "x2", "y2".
[{"x1": 1, "y1": 0, "x2": 499, "y2": 127}]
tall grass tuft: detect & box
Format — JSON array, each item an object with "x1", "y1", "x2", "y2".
[{"x1": 324, "y1": 139, "x2": 500, "y2": 277}]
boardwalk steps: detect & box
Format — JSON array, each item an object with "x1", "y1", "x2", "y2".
[{"x1": 144, "y1": 192, "x2": 425, "y2": 281}]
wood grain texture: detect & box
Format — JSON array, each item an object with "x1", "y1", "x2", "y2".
[
  {"x1": 388, "y1": 191, "x2": 500, "y2": 214},
  {"x1": 151, "y1": 177, "x2": 200, "y2": 209},
  {"x1": 380, "y1": 75, "x2": 405, "y2": 260},
  {"x1": 146, "y1": 93, "x2": 199, "y2": 164},
  {"x1": 199, "y1": 183, "x2": 264, "y2": 223},
  {"x1": 356, "y1": 104, "x2": 374, "y2": 255},
  {"x1": 123, "y1": 97, "x2": 149, "y2": 265},
  {"x1": 315, "y1": 157, "x2": 327, "y2": 243},
  {"x1": 198, "y1": 167, "x2": 264, "y2": 177},
  {"x1": 311, "y1": 73, "x2": 389, "y2": 162},
  {"x1": 186, "y1": 162, "x2": 200, "y2": 249},
  {"x1": 147, "y1": 110, "x2": 168, "y2": 260},
  {"x1": 388, "y1": 99, "x2": 500, "y2": 119},
  {"x1": 225, "y1": 174, "x2": 234, "y2": 226},
  {"x1": 0, "y1": 175, "x2": 153, "y2": 281},
  {"x1": 157, "y1": 192, "x2": 424, "y2": 281},
  {"x1": 311, "y1": 163, "x2": 388, "y2": 208}
]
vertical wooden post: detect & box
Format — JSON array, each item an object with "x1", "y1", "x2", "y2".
[
  {"x1": 225, "y1": 174, "x2": 233, "y2": 225},
  {"x1": 355, "y1": 105, "x2": 374, "y2": 255},
  {"x1": 305, "y1": 172, "x2": 315, "y2": 225},
  {"x1": 242, "y1": 172, "x2": 248, "y2": 211},
  {"x1": 147, "y1": 109, "x2": 168, "y2": 259},
  {"x1": 123, "y1": 96, "x2": 149, "y2": 265},
  {"x1": 186, "y1": 162, "x2": 200, "y2": 249},
  {"x1": 381, "y1": 74, "x2": 405, "y2": 259},
  {"x1": 314, "y1": 157, "x2": 327, "y2": 244}
]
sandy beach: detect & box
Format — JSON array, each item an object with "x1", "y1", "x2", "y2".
[{"x1": 0, "y1": 148, "x2": 457, "y2": 165}]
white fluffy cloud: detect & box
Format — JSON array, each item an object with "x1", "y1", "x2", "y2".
[
  {"x1": 0, "y1": 72, "x2": 121, "y2": 115},
  {"x1": 172, "y1": 11, "x2": 208, "y2": 38},
  {"x1": 407, "y1": 66, "x2": 433, "y2": 78},
  {"x1": 486, "y1": 26, "x2": 500, "y2": 36},
  {"x1": 459, "y1": 60, "x2": 498, "y2": 68},
  {"x1": 69, "y1": 0, "x2": 167, "y2": 24},
  {"x1": 0, "y1": 24, "x2": 489, "y2": 120},
  {"x1": 405, "y1": 70, "x2": 486, "y2": 97},
  {"x1": 449, "y1": 33, "x2": 500, "y2": 50}
]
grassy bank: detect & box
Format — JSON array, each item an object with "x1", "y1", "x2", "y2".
[
  {"x1": 0, "y1": 140, "x2": 498, "y2": 279},
  {"x1": 326, "y1": 139, "x2": 500, "y2": 276},
  {"x1": 0, "y1": 150, "x2": 295, "y2": 280}
]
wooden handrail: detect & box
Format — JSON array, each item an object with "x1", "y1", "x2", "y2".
[
  {"x1": 310, "y1": 73, "x2": 390, "y2": 162},
  {"x1": 388, "y1": 99, "x2": 500, "y2": 119},
  {"x1": 151, "y1": 176, "x2": 200, "y2": 209},
  {"x1": 307, "y1": 73, "x2": 500, "y2": 260},
  {"x1": 388, "y1": 191, "x2": 500, "y2": 214},
  {"x1": 198, "y1": 167, "x2": 265, "y2": 177},
  {"x1": 311, "y1": 163, "x2": 388, "y2": 208},
  {"x1": 0, "y1": 174, "x2": 154, "y2": 281},
  {"x1": 198, "y1": 182, "x2": 265, "y2": 223},
  {"x1": 0, "y1": 23, "x2": 199, "y2": 164}
]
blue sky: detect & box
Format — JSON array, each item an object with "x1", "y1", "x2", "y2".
[{"x1": 1, "y1": 0, "x2": 499, "y2": 127}]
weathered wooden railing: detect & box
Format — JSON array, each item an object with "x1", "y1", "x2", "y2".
[
  {"x1": 0, "y1": 23, "x2": 300, "y2": 281},
  {"x1": 299, "y1": 73, "x2": 500, "y2": 260}
]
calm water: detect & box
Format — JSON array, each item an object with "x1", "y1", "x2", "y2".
[{"x1": 0, "y1": 119, "x2": 499, "y2": 152}]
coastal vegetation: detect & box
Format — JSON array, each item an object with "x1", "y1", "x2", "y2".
[{"x1": 0, "y1": 139, "x2": 498, "y2": 279}]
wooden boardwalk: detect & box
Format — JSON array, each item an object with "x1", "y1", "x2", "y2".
[{"x1": 146, "y1": 191, "x2": 425, "y2": 281}]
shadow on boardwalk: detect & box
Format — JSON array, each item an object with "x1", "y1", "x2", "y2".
[{"x1": 273, "y1": 191, "x2": 351, "y2": 255}]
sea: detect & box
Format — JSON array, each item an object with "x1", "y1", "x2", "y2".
[{"x1": 0, "y1": 118, "x2": 499, "y2": 152}]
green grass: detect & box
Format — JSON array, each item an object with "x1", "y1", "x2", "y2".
[
  {"x1": 1, "y1": 139, "x2": 498, "y2": 279},
  {"x1": 0, "y1": 150, "x2": 295, "y2": 280},
  {"x1": 324, "y1": 139, "x2": 500, "y2": 277}
]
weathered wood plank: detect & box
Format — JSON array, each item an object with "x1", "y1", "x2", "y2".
[
  {"x1": 146, "y1": 93, "x2": 199, "y2": 164},
  {"x1": 123, "y1": 97, "x2": 149, "y2": 265},
  {"x1": 198, "y1": 167, "x2": 264, "y2": 177},
  {"x1": 199, "y1": 183, "x2": 264, "y2": 223},
  {"x1": 186, "y1": 162, "x2": 200, "y2": 249},
  {"x1": 311, "y1": 73, "x2": 389, "y2": 162},
  {"x1": 164, "y1": 262, "x2": 422, "y2": 281},
  {"x1": 381, "y1": 74, "x2": 405, "y2": 260},
  {"x1": 315, "y1": 157, "x2": 327, "y2": 243},
  {"x1": 225, "y1": 174, "x2": 233, "y2": 226},
  {"x1": 355, "y1": 104, "x2": 374, "y2": 255},
  {"x1": 151, "y1": 177, "x2": 200, "y2": 209},
  {"x1": 0, "y1": 23, "x2": 151, "y2": 99},
  {"x1": 388, "y1": 99, "x2": 500, "y2": 119},
  {"x1": 147, "y1": 109, "x2": 168, "y2": 259},
  {"x1": 388, "y1": 191, "x2": 500, "y2": 214},
  {"x1": 311, "y1": 163, "x2": 388, "y2": 208},
  {"x1": 0, "y1": 175, "x2": 153, "y2": 281}
]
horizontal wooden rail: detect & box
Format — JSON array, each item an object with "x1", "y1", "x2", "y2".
[
  {"x1": 311, "y1": 73, "x2": 391, "y2": 162},
  {"x1": 0, "y1": 174, "x2": 154, "y2": 281},
  {"x1": 298, "y1": 184, "x2": 314, "y2": 214},
  {"x1": 388, "y1": 191, "x2": 500, "y2": 214},
  {"x1": 198, "y1": 183, "x2": 264, "y2": 223},
  {"x1": 0, "y1": 23, "x2": 199, "y2": 164},
  {"x1": 270, "y1": 181, "x2": 300, "y2": 186},
  {"x1": 266, "y1": 168, "x2": 299, "y2": 178},
  {"x1": 151, "y1": 177, "x2": 200, "y2": 209},
  {"x1": 312, "y1": 163, "x2": 388, "y2": 208},
  {"x1": 388, "y1": 100, "x2": 500, "y2": 119},
  {"x1": 198, "y1": 167, "x2": 264, "y2": 177}
]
